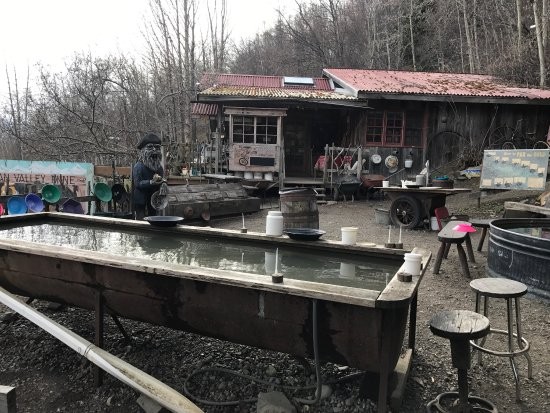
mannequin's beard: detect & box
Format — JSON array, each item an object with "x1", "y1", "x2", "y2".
[{"x1": 140, "y1": 149, "x2": 162, "y2": 172}]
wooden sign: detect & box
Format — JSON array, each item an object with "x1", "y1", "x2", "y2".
[{"x1": 480, "y1": 149, "x2": 549, "y2": 190}]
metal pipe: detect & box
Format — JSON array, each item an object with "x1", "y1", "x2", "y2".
[{"x1": 0, "y1": 286, "x2": 203, "y2": 413}]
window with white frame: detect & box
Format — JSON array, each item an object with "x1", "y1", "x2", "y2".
[{"x1": 232, "y1": 115, "x2": 278, "y2": 144}]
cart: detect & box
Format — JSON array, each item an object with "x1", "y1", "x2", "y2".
[{"x1": 380, "y1": 187, "x2": 471, "y2": 229}]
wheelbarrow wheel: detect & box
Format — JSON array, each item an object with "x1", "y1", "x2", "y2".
[{"x1": 389, "y1": 196, "x2": 422, "y2": 229}]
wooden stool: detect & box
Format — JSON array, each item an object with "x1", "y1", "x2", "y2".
[
  {"x1": 469, "y1": 278, "x2": 533, "y2": 401},
  {"x1": 427, "y1": 310, "x2": 497, "y2": 413},
  {"x1": 433, "y1": 221, "x2": 475, "y2": 278},
  {"x1": 469, "y1": 219, "x2": 494, "y2": 252}
]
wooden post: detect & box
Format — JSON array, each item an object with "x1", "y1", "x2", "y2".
[
  {"x1": 0, "y1": 385, "x2": 16, "y2": 413},
  {"x1": 94, "y1": 291, "x2": 104, "y2": 387}
]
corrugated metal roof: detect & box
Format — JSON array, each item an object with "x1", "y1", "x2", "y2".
[
  {"x1": 323, "y1": 69, "x2": 550, "y2": 100},
  {"x1": 199, "y1": 85, "x2": 356, "y2": 100},
  {"x1": 191, "y1": 102, "x2": 218, "y2": 116},
  {"x1": 199, "y1": 73, "x2": 332, "y2": 91}
]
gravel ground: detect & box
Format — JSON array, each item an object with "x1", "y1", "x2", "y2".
[{"x1": 1, "y1": 179, "x2": 550, "y2": 412}]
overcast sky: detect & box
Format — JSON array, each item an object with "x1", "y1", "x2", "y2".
[{"x1": 0, "y1": 0, "x2": 299, "y2": 96}]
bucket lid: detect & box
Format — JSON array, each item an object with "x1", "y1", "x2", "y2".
[
  {"x1": 62, "y1": 198, "x2": 85, "y2": 214},
  {"x1": 268, "y1": 211, "x2": 283, "y2": 216},
  {"x1": 25, "y1": 193, "x2": 45, "y2": 212},
  {"x1": 94, "y1": 182, "x2": 113, "y2": 202},
  {"x1": 41, "y1": 184, "x2": 61, "y2": 203},
  {"x1": 7, "y1": 196, "x2": 27, "y2": 215}
]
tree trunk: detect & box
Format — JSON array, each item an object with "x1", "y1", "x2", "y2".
[
  {"x1": 409, "y1": 0, "x2": 417, "y2": 71},
  {"x1": 516, "y1": 0, "x2": 523, "y2": 54},
  {"x1": 532, "y1": 0, "x2": 547, "y2": 87}
]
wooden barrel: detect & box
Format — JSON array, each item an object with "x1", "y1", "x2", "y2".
[{"x1": 279, "y1": 188, "x2": 319, "y2": 229}]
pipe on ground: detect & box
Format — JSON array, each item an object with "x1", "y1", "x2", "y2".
[{"x1": 0, "y1": 286, "x2": 203, "y2": 413}]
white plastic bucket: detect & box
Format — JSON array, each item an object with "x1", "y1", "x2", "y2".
[
  {"x1": 264, "y1": 172, "x2": 273, "y2": 181},
  {"x1": 415, "y1": 174, "x2": 425, "y2": 186},
  {"x1": 244, "y1": 171, "x2": 253, "y2": 180},
  {"x1": 266, "y1": 211, "x2": 284, "y2": 236},
  {"x1": 339, "y1": 262, "x2": 356, "y2": 278},
  {"x1": 404, "y1": 158, "x2": 413, "y2": 168},
  {"x1": 382, "y1": 180, "x2": 390, "y2": 188},
  {"x1": 253, "y1": 172, "x2": 263, "y2": 180},
  {"x1": 341, "y1": 227, "x2": 358, "y2": 245},
  {"x1": 403, "y1": 253, "x2": 422, "y2": 276},
  {"x1": 430, "y1": 216, "x2": 439, "y2": 231}
]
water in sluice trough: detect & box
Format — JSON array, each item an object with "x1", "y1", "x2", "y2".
[{"x1": 0, "y1": 222, "x2": 400, "y2": 291}]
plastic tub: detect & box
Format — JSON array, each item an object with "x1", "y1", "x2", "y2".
[
  {"x1": 266, "y1": 210, "x2": 284, "y2": 236},
  {"x1": 341, "y1": 227, "x2": 358, "y2": 245}
]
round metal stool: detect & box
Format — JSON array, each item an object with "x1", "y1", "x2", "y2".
[
  {"x1": 469, "y1": 278, "x2": 533, "y2": 401},
  {"x1": 427, "y1": 310, "x2": 498, "y2": 413}
]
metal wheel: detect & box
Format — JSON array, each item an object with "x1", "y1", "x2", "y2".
[
  {"x1": 488, "y1": 126, "x2": 526, "y2": 149},
  {"x1": 389, "y1": 196, "x2": 422, "y2": 229},
  {"x1": 532, "y1": 140, "x2": 550, "y2": 149}
]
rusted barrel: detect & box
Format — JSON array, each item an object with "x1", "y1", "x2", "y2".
[{"x1": 279, "y1": 188, "x2": 319, "y2": 230}]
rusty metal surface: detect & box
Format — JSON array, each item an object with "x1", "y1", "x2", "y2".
[
  {"x1": 199, "y1": 85, "x2": 356, "y2": 101},
  {"x1": 199, "y1": 73, "x2": 332, "y2": 90},
  {"x1": 323, "y1": 68, "x2": 550, "y2": 100}
]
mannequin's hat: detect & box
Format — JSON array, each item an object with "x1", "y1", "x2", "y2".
[{"x1": 137, "y1": 133, "x2": 161, "y2": 149}]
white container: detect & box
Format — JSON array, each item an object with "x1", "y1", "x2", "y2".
[
  {"x1": 415, "y1": 174, "x2": 425, "y2": 186},
  {"x1": 244, "y1": 171, "x2": 254, "y2": 180},
  {"x1": 341, "y1": 227, "x2": 358, "y2": 245},
  {"x1": 266, "y1": 211, "x2": 284, "y2": 236},
  {"x1": 339, "y1": 262, "x2": 356, "y2": 278},
  {"x1": 403, "y1": 253, "x2": 422, "y2": 276},
  {"x1": 382, "y1": 180, "x2": 390, "y2": 188},
  {"x1": 430, "y1": 216, "x2": 439, "y2": 231},
  {"x1": 404, "y1": 158, "x2": 413, "y2": 168},
  {"x1": 234, "y1": 171, "x2": 244, "y2": 178},
  {"x1": 253, "y1": 172, "x2": 263, "y2": 180},
  {"x1": 264, "y1": 172, "x2": 273, "y2": 181}
]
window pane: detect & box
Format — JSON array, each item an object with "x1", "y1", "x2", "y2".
[
  {"x1": 366, "y1": 111, "x2": 384, "y2": 143},
  {"x1": 244, "y1": 134, "x2": 254, "y2": 143},
  {"x1": 385, "y1": 112, "x2": 403, "y2": 145}
]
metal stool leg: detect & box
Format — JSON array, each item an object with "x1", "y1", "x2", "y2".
[
  {"x1": 506, "y1": 298, "x2": 521, "y2": 401},
  {"x1": 515, "y1": 297, "x2": 533, "y2": 379},
  {"x1": 475, "y1": 295, "x2": 489, "y2": 365}
]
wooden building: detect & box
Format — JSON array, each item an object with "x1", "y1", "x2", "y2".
[{"x1": 194, "y1": 70, "x2": 550, "y2": 193}]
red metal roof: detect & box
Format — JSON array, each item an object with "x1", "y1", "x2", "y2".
[
  {"x1": 199, "y1": 73, "x2": 332, "y2": 91},
  {"x1": 191, "y1": 102, "x2": 218, "y2": 116},
  {"x1": 323, "y1": 69, "x2": 550, "y2": 100}
]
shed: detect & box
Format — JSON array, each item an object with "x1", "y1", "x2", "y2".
[{"x1": 194, "y1": 70, "x2": 550, "y2": 195}]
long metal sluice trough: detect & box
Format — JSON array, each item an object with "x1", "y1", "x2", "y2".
[{"x1": 0, "y1": 286, "x2": 203, "y2": 413}]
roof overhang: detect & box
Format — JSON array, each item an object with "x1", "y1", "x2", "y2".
[
  {"x1": 197, "y1": 95, "x2": 371, "y2": 109},
  {"x1": 358, "y1": 92, "x2": 550, "y2": 106}
]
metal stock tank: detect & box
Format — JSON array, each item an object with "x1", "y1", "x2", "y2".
[{"x1": 487, "y1": 218, "x2": 550, "y2": 299}]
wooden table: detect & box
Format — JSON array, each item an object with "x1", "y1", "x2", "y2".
[{"x1": 379, "y1": 187, "x2": 471, "y2": 229}]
